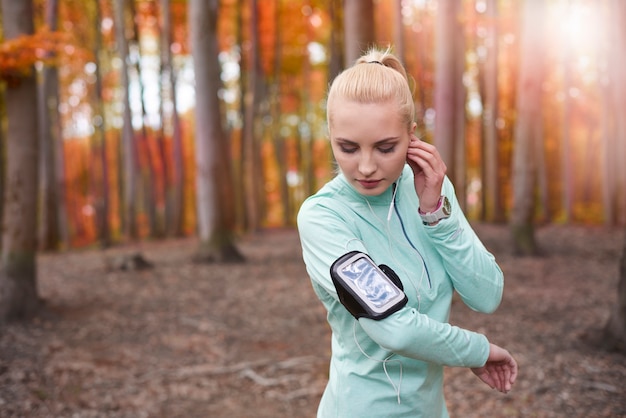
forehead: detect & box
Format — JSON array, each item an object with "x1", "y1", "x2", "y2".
[{"x1": 329, "y1": 98, "x2": 404, "y2": 135}]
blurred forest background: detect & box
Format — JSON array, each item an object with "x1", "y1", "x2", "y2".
[
  {"x1": 1, "y1": 0, "x2": 625, "y2": 246},
  {"x1": 1, "y1": 1, "x2": 625, "y2": 416},
  {"x1": 0, "y1": 1, "x2": 625, "y2": 323}
]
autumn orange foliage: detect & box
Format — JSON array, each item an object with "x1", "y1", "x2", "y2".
[{"x1": 0, "y1": 26, "x2": 92, "y2": 84}]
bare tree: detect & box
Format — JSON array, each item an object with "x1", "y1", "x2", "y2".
[
  {"x1": 38, "y1": 0, "x2": 63, "y2": 251},
  {"x1": 0, "y1": 0, "x2": 41, "y2": 322},
  {"x1": 392, "y1": 0, "x2": 405, "y2": 64},
  {"x1": 92, "y1": 0, "x2": 111, "y2": 247},
  {"x1": 0, "y1": 98, "x2": 4, "y2": 232},
  {"x1": 510, "y1": 0, "x2": 545, "y2": 256},
  {"x1": 240, "y1": 0, "x2": 263, "y2": 231},
  {"x1": 452, "y1": 4, "x2": 466, "y2": 207},
  {"x1": 602, "y1": 0, "x2": 626, "y2": 226},
  {"x1": 129, "y1": 0, "x2": 159, "y2": 238},
  {"x1": 158, "y1": 0, "x2": 185, "y2": 237},
  {"x1": 270, "y1": 1, "x2": 290, "y2": 225},
  {"x1": 594, "y1": 0, "x2": 626, "y2": 354},
  {"x1": 189, "y1": 0, "x2": 243, "y2": 262},
  {"x1": 434, "y1": 0, "x2": 464, "y2": 196},
  {"x1": 343, "y1": 0, "x2": 375, "y2": 66},
  {"x1": 480, "y1": 0, "x2": 503, "y2": 222},
  {"x1": 598, "y1": 229, "x2": 626, "y2": 352},
  {"x1": 327, "y1": 0, "x2": 344, "y2": 80},
  {"x1": 560, "y1": 1, "x2": 574, "y2": 223},
  {"x1": 114, "y1": 0, "x2": 139, "y2": 239}
]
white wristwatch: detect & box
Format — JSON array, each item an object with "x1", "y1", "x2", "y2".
[{"x1": 419, "y1": 196, "x2": 451, "y2": 225}]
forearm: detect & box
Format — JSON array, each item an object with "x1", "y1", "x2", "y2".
[
  {"x1": 359, "y1": 307, "x2": 490, "y2": 368},
  {"x1": 422, "y1": 180, "x2": 503, "y2": 312},
  {"x1": 429, "y1": 216, "x2": 503, "y2": 312}
]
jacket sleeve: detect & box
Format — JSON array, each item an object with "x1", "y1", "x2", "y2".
[
  {"x1": 423, "y1": 178, "x2": 504, "y2": 314},
  {"x1": 359, "y1": 307, "x2": 490, "y2": 368},
  {"x1": 298, "y1": 196, "x2": 490, "y2": 368},
  {"x1": 297, "y1": 197, "x2": 369, "y2": 299}
]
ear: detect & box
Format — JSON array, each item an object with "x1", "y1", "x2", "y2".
[{"x1": 410, "y1": 122, "x2": 417, "y2": 135}]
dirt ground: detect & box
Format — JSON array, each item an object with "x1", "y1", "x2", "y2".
[{"x1": 0, "y1": 224, "x2": 625, "y2": 418}]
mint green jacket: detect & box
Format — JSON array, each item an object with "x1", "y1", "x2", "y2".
[{"x1": 297, "y1": 165, "x2": 503, "y2": 418}]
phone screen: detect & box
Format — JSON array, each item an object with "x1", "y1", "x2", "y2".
[{"x1": 341, "y1": 256, "x2": 403, "y2": 309}]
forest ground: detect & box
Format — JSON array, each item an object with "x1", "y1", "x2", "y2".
[{"x1": 0, "y1": 224, "x2": 625, "y2": 418}]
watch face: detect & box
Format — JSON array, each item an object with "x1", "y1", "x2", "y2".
[{"x1": 442, "y1": 196, "x2": 451, "y2": 215}]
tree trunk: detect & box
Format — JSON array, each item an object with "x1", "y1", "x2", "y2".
[
  {"x1": 600, "y1": 2, "x2": 615, "y2": 226},
  {"x1": 241, "y1": 0, "x2": 262, "y2": 232},
  {"x1": 434, "y1": 0, "x2": 461, "y2": 182},
  {"x1": 0, "y1": 95, "x2": 4, "y2": 234},
  {"x1": 114, "y1": 0, "x2": 139, "y2": 240},
  {"x1": 480, "y1": 0, "x2": 503, "y2": 223},
  {"x1": 560, "y1": 5, "x2": 573, "y2": 223},
  {"x1": 92, "y1": 0, "x2": 111, "y2": 248},
  {"x1": 38, "y1": 0, "x2": 62, "y2": 251},
  {"x1": 189, "y1": 0, "x2": 243, "y2": 262},
  {"x1": 343, "y1": 0, "x2": 375, "y2": 66},
  {"x1": 393, "y1": 0, "x2": 405, "y2": 63},
  {"x1": 271, "y1": 2, "x2": 290, "y2": 225},
  {"x1": 168, "y1": 69, "x2": 185, "y2": 237},
  {"x1": 510, "y1": 0, "x2": 545, "y2": 256},
  {"x1": 535, "y1": 115, "x2": 548, "y2": 222},
  {"x1": 159, "y1": 0, "x2": 185, "y2": 237},
  {"x1": 327, "y1": 0, "x2": 344, "y2": 81},
  {"x1": 600, "y1": 229, "x2": 626, "y2": 352},
  {"x1": 0, "y1": 0, "x2": 41, "y2": 322},
  {"x1": 452, "y1": 9, "x2": 466, "y2": 209},
  {"x1": 300, "y1": 1, "x2": 315, "y2": 203},
  {"x1": 584, "y1": 1, "x2": 625, "y2": 353},
  {"x1": 129, "y1": 0, "x2": 160, "y2": 238},
  {"x1": 610, "y1": 0, "x2": 626, "y2": 226}
]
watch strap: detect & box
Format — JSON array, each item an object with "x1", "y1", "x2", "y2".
[{"x1": 419, "y1": 196, "x2": 451, "y2": 224}]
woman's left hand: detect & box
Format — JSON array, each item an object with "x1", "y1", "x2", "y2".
[
  {"x1": 405, "y1": 135, "x2": 447, "y2": 212},
  {"x1": 471, "y1": 343, "x2": 518, "y2": 393}
]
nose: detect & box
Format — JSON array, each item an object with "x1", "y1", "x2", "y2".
[{"x1": 358, "y1": 152, "x2": 377, "y2": 177}]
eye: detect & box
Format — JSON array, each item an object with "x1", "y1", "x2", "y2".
[
  {"x1": 378, "y1": 145, "x2": 396, "y2": 154},
  {"x1": 339, "y1": 145, "x2": 358, "y2": 154}
]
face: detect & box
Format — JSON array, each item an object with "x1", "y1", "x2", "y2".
[{"x1": 329, "y1": 98, "x2": 413, "y2": 196}]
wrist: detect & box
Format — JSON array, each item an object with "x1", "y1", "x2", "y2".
[
  {"x1": 418, "y1": 196, "x2": 451, "y2": 225},
  {"x1": 418, "y1": 198, "x2": 442, "y2": 215}
]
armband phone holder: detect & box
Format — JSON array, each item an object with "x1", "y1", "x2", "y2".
[{"x1": 330, "y1": 251, "x2": 407, "y2": 320}]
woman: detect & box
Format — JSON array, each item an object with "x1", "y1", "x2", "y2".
[{"x1": 297, "y1": 47, "x2": 517, "y2": 418}]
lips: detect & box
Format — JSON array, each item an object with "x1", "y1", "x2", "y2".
[{"x1": 358, "y1": 179, "x2": 382, "y2": 189}]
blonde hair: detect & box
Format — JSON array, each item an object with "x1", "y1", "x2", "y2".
[{"x1": 327, "y1": 47, "x2": 415, "y2": 131}]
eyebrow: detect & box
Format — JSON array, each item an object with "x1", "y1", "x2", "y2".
[{"x1": 334, "y1": 137, "x2": 400, "y2": 145}]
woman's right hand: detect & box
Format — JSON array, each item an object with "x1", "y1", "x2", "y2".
[{"x1": 405, "y1": 135, "x2": 446, "y2": 213}]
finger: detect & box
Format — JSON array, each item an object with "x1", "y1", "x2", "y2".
[
  {"x1": 407, "y1": 152, "x2": 445, "y2": 182},
  {"x1": 487, "y1": 368, "x2": 500, "y2": 391},
  {"x1": 504, "y1": 365, "x2": 511, "y2": 393},
  {"x1": 494, "y1": 366, "x2": 505, "y2": 392},
  {"x1": 497, "y1": 365, "x2": 509, "y2": 392},
  {"x1": 509, "y1": 357, "x2": 518, "y2": 385},
  {"x1": 506, "y1": 358, "x2": 517, "y2": 391},
  {"x1": 405, "y1": 150, "x2": 424, "y2": 169},
  {"x1": 502, "y1": 366, "x2": 511, "y2": 393},
  {"x1": 481, "y1": 372, "x2": 496, "y2": 390},
  {"x1": 410, "y1": 138, "x2": 444, "y2": 162},
  {"x1": 405, "y1": 156, "x2": 423, "y2": 177},
  {"x1": 415, "y1": 152, "x2": 446, "y2": 180}
]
